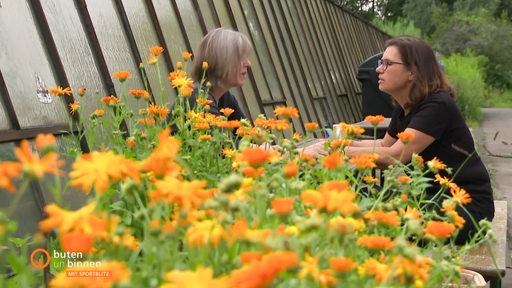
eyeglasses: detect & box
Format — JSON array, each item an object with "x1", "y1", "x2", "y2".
[{"x1": 378, "y1": 59, "x2": 405, "y2": 72}]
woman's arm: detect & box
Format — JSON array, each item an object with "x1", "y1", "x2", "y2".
[{"x1": 345, "y1": 128, "x2": 435, "y2": 167}]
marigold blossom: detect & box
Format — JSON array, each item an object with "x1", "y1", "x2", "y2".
[
  {"x1": 364, "y1": 114, "x2": 386, "y2": 125},
  {"x1": 274, "y1": 106, "x2": 299, "y2": 118},
  {"x1": 149, "y1": 45, "x2": 164, "y2": 56},
  {"x1": 357, "y1": 235, "x2": 394, "y2": 250},
  {"x1": 271, "y1": 197, "x2": 294, "y2": 215},
  {"x1": 304, "y1": 122, "x2": 319, "y2": 131},
  {"x1": 113, "y1": 70, "x2": 131, "y2": 82},
  {"x1": 397, "y1": 131, "x2": 414, "y2": 143},
  {"x1": 424, "y1": 221, "x2": 456, "y2": 239}
]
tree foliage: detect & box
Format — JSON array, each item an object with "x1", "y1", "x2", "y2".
[{"x1": 333, "y1": 0, "x2": 512, "y2": 89}]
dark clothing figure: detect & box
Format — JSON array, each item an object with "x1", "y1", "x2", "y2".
[{"x1": 388, "y1": 91, "x2": 494, "y2": 244}]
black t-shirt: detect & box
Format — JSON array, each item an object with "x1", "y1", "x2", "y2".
[{"x1": 387, "y1": 92, "x2": 494, "y2": 219}]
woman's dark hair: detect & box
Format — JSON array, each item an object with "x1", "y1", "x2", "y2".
[{"x1": 385, "y1": 35, "x2": 455, "y2": 111}]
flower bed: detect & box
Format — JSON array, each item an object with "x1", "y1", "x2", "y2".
[{"x1": 0, "y1": 47, "x2": 493, "y2": 287}]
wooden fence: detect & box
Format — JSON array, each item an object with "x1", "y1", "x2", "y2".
[{"x1": 0, "y1": 0, "x2": 389, "y2": 235}]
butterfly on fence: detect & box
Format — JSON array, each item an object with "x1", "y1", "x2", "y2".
[{"x1": 35, "y1": 73, "x2": 52, "y2": 104}]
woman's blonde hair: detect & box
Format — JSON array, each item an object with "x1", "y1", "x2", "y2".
[{"x1": 191, "y1": 28, "x2": 252, "y2": 87}]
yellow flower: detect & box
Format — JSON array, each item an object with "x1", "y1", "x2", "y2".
[{"x1": 185, "y1": 219, "x2": 228, "y2": 247}]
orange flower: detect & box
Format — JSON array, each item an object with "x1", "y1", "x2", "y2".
[
  {"x1": 357, "y1": 235, "x2": 394, "y2": 250},
  {"x1": 304, "y1": 122, "x2": 319, "y2": 131},
  {"x1": 363, "y1": 175, "x2": 378, "y2": 184},
  {"x1": 427, "y1": 157, "x2": 446, "y2": 172},
  {"x1": 330, "y1": 139, "x2": 352, "y2": 148},
  {"x1": 198, "y1": 134, "x2": 212, "y2": 141},
  {"x1": 240, "y1": 251, "x2": 263, "y2": 264},
  {"x1": 69, "y1": 101, "x2": 80, "y2": 115},
  {"x1": 271, "y1": 197, "x2": 294, "y2": 215},
  {"x1": 241, "y1": 166, "x2": 265, "y2": 178},
  {"x1": 197, "y1": 98, "x2": 213, "y2": 107},
  {"x1": 69, "y1": 151, "x2": 140, "y2": 194},
  {"x1": 322, "y1": 150, "x2": 344, "y2": 169},
  {"x1": 112, "y1": 70, "x2": 131, "y2": 82},
  {"x1": 364, "y1": 210, "x2": 401, "y2": 227},
  {"x1": 149, "y1": 177, "x2": 212, "y2": 209},
  {"x1": 397, "y1": 131, "x2": 414, "y2": 143},
  {"x1": 139, "y1": 128, "x2": 181, "y2": 177},
  {"x1": 149, "y1": 45, "x2": 164, "y2": 56},
  {"x1": 220, "y1": 107, "x2": 234, "y2": 116},
  {"x1": 424, "y1": 221, "x2": 456, "y2": 239},
  {"x1": 301, "y1": 189, "x2": 324, "y2": 208},
  {"x1": 237, "y1": 147, "x2": 274, "y2": 167},
  {"x1": 359, "y1": 258, "x2": 391, "y2": 284},
  {"x1": 398, "y1": 175, "x2": 410, "y2": 183},
  {"x1": 349, "y1": 153, "x2": 378, "y2": 169},
  {"x1": 60, "y1": 231, "x2": 95, "y2": 253},
  {"x1": 442, "y1": 204, "x2": 466, "y2": 228},
  {"x1": 273, "y1": 106, "x2": 299, "y2": 118},
  {"x1": 254, "y1": 118, "x2": 291, "y2": 131},
  {"x1": 48, "y1": 86, "x2": 72, "y2": 97},
  {"x1": 0, "y1": 162, "x2": 22, "y2": 193},
  {"x1": 125, "y1": 138, "x2": 136, "y2": 148},
  {"x1": 93, "y1": 109, "x2": 105, "y2": 117},
  {"x1": 139, "y1": 117, "x2": 156, "y2": 126},
  {"x1": 77, "y1": 86, "x2": 86, "y2": 96},
  {"x1": 35, "y1": 133, "x2": 57, "y2": 151},
  {"x1": 283, "y1": 161, "x2": 299, "y2": 178},
  {"x1": 450, "y1": 185, "x2": 472, "y2": 205},
  {"x1": 229, "y1": 251, "x2": 299, "y2": 288},
  {"x1": 400, "y1": 205, "x2": 420, "y2": 220},
  {"x1": 216, "y1": 120, "x2": 242, "y2": 130},
  {"x1": 168, "y1": 69, "x2": 187, "y2": 81},
  {"x1": 100, "y1": 95, "x2": 120, "y2": 106},
  {"x1": 364, "y1": 115, "x2": 386, "y2": 125},
  {"x1": 129, "y1": 89, "x2": 151, "y2": 99},
  {"x1": 341, "y1": 122, "x2": 365, "y2": 137},
  {"x1": 202, "y1": 61, "x2": 208, "y2": 69},
  {"x1": 182, "y1": 51, "x2": 193, "y2": 60},
  {"x1": 147, "y1": 103, "x2": 170, "y2": 119},
  {"x1": 15, "y1": 140, "x2": 64, "y2": 179},
  {"x1": 162, "y1": 267, "x2": 227, "y2": 288},
  {"x1": 329, "y1": 256, "x2": 357, "y2": 273}
]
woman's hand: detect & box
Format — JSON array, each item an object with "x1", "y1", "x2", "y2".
[{"x1": 300, "y1": 138, "x2": 329, "y2": 157}]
